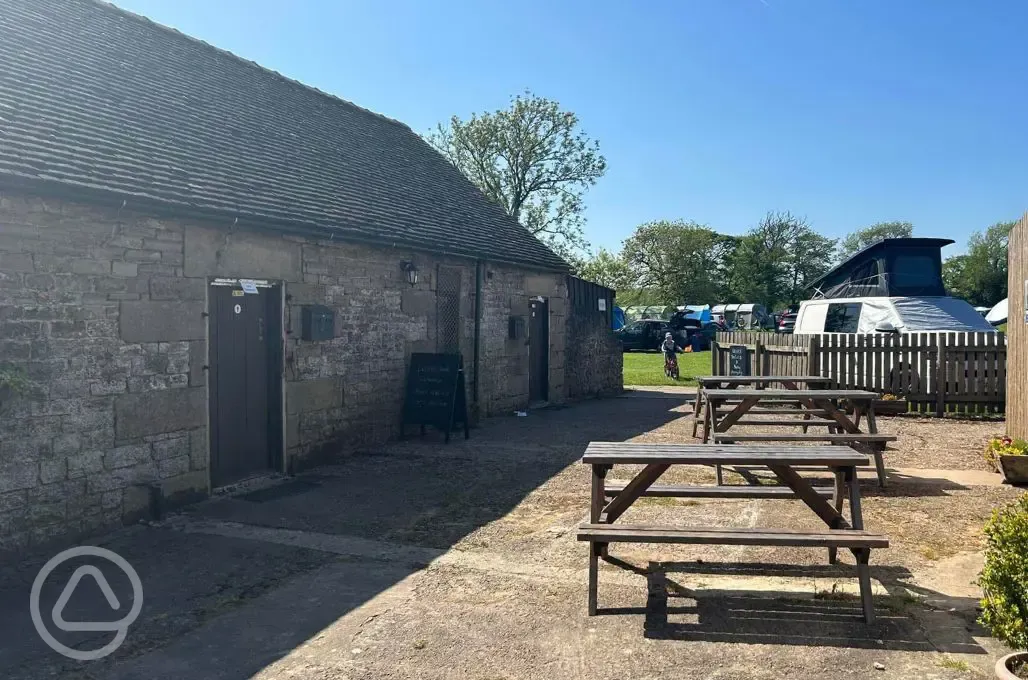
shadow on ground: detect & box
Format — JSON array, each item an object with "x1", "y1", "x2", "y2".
[
  {"x1": 0, "y1": 394, "x2": 689, "y2": 680},
  {"x1": 599, "y1": 559, "x2": 986, "y2": 655}
]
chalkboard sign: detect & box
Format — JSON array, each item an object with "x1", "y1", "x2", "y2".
[
  {"x1": 729, "y1": 344, "x2": 749, "y2": 376},
  {"x1": 402, "y1": 353, "x2": 470, "y2": 442}
]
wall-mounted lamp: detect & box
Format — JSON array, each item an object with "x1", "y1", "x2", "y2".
[{"x1": 400, "y1": 261, "x2": 419, "y2": 287}]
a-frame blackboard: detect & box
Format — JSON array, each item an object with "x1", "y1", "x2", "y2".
[{"x1": 401, "y1": 353, "x2": 470, "y2": 442}]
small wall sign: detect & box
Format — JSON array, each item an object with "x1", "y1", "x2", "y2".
[
  {"x1": 598, "y1": 298, "x2": 607, "y2": 312},
  {"x1": 239, "y1": 279, "x2": 259, "y2": 294}
]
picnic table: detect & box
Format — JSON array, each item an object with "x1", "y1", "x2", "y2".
[
  {"x1": 690, "y1": 375, "x2": 833, "y2": 438},
  {"x1": 699, "y1": 387, "x2": 896, "y2": 487},
  {"x1": 576, "y1": 442, "x2": 889, "y2": 624}
]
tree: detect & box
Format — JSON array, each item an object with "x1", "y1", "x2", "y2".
[
  {"x1": 839, "y1": 221, "x2": 913, "y2": 257},
  {"x1": 426, "y1": 92, "x2": 607, "y2": 260},
  {"x1": 943, "y1": 221, "x2": 1014, "y2": 306},
  {"x1": 620, "y1": 220, "x2": 736, "y2": 305},
  {"x1": 578, "y1": 248, "x2": 635, "y2": 292},
  {"x1": 729, "y1": 211, "x2": 835, "y2": 309}
]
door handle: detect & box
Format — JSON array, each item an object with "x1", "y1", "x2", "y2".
[{"x1": 257, "y1": 317, "x2": 264, "y2": 342}]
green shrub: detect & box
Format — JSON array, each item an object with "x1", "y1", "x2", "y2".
[
  {"x1": 0, "y1": 365, "x2": 30, "y2": 396},
  {"x1": 979, "y1": 493, "x2": 1028, "y2": 650}
]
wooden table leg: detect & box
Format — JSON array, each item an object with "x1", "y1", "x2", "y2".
[
  {"x1": 846, "y1": 466, "x2": 876, "y2": 624},
  {"x1": 828, "y1": 469, "x2": 845, "y2": 564},
  {"x1": 591, "y1": 464, "x2": 610, "y2": 558},
  {"x1": 714, "y1": 396, "x2": 760, "y2": 432},
  {"x1": 601, "y1": 463, "x2": 671, "y2": 523},
  {"x1": 768, "y1": 465, "x2": 850, "y2": 531},
  {"x1": 591, "y1": 465, "x2": 609, "y2": 522},
  {"x1": 588, "y1": 541, "x2": 600, "y2": 615},
  {"x1": 691, "y1": 387, "x2": 705, "y2": 438},
  {"x1": 809, "y1": 397, "x2": 861, "y2": 434},
  {"x1": 865, "y1": 403, "x2": 887, "y2": 488}
]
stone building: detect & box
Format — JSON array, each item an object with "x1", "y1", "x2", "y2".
[{"x1": 0, "y1": 0, "x2": 621, "y2": 551}]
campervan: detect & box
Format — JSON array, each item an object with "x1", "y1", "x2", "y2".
[
  {"x1": 792, "y1": 238, "x2": 996, "y2": 395},
  {"x1": 794, "y1": 238, "x2": 995, "y2": 335}
]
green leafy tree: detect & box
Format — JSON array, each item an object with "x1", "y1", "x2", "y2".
[
  {"x1": 943, "y1": 221, "x2": 1014, "y2": 306},
  {"x1": 839, "y1": 221, "x2": 913, "y2": 257},
  {"x1": 621, "y1": 220, "x2": 736, "y2": 306},
  {"x1": 426, "y1": 92, "x2": 607, "y2": 260},
  {"x1": 730, "y1": 211, "x2": 834, "y2": 308},
  {"x1": 578, "y1": 248, "x2": 636, "y2": 291}
]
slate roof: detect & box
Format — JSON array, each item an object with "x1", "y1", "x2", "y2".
[{"x1": 0, "y1": 0, "x2": 569, "y2": 271}]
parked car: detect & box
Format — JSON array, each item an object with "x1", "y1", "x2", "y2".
[
  {"x1": 777, "y1": 312, "x2": 797, "y2": 334},
  {"x1": 615, "y1": 319, "x2": 670, "y2": 352}
]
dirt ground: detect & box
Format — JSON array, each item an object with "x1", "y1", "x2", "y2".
[{"x1": 1, "y1": 390, "x2": 1022, "y2": 679}]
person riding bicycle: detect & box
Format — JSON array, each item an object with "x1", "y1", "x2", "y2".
[
  {"x1": 662, "y1": 332, "x2": 683, "y2": 361},
  {"x1": 661, "y1": 332, "x2": 683, "y2": 378}
]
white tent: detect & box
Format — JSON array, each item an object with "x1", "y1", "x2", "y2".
[{"x1": 986, "y1": 298, "x2": 1008, "y2": 326}]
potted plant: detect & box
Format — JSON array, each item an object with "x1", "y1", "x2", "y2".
[
  {"x1": 875, "y1": 392, "x2": 908, "y2": 416},
  {"x1": 978, "y1": 494, "x2": 1028, "y2": 679},
  {"x1": 840, "y1": 392, "x2": 907, "y2": 416},
  {"x1": 0, "y1": 365, "x2": 29, "y2": 404},
  {"x1": 985, "y1": 437, "x2": 1028, "y2": 486}
]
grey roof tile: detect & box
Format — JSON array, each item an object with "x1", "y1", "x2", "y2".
[{"x1": 0, "y1": 0, "x2": 568, "y2": 271}]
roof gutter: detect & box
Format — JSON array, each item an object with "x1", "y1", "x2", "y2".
[{"x1": 0, "y1": 174, "x2": 571, "y2": 275}]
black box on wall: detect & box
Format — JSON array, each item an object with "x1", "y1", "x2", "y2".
[
  {"x1": 508, "y1": 316, "x2": 525, "y2": 339},
  {"x1": 301, "y1": 305, "x2": 335, "y2": 341}
]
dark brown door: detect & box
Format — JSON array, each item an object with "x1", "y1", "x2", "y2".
[
  {"x1": 208, "y1": 283, "x2": 282, "y2": 487},
  {"x1": 529, "y1": 298, "x2": 549, "y2": 403}
]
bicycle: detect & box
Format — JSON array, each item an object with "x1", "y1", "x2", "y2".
[{"x1": 664, "y1": 352, "x2": 680, "y2": 380}]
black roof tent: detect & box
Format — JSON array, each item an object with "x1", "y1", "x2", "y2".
[{"x1": 808, "y1": 238, "x2": 954, "y2": 299}]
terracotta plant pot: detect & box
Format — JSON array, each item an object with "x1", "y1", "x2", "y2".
[
  {"x1": 995, "y1": 651, "x2": 1028, "y2": 679},
  {"x1": 998, "y1": 455, "x2": 1028, "y2": 486}
]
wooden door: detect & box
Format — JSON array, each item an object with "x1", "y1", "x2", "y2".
[
  {"x1": 529, "y1": 298, "x2": 549, "y2": 403},
  {"x1": 208, "y1": 282, "x2": 282, "y2": 487}
]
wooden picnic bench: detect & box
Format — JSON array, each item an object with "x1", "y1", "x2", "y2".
[
  {"x1": 691, "y1": 376, "x2": 834, "y2": 438},
  {"x1": 577, "y1": 442, "x2": 889, "y2": 624},
  {"x1": 700, "y1": 388, "x2": 896, "y2": 487}
]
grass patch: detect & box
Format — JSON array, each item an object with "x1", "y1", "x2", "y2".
[
  {"x1": 920, "y1": 546, "x2": 941, "y2": 561},
  {"x1": 623, "y1": 351, "x2": 709, "y2": 386},
  {"x1": 639, "y1": 497, "x2": 700, "y2": 507},
  {"x1": 937, "y1": 657, "x2": 972, "y2": 672}
]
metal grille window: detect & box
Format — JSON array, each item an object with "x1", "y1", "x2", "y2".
[{"x1": 436, "y1": 267, "x2": 462, "y2": 353}]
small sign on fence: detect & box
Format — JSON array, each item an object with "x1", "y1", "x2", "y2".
[{"x1": 729, "y1": 344, "x2": 749, "y2": 376}]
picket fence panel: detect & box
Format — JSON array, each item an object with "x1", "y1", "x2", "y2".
[{"x1": 712, "y1": 331, "x2": 1007, "y2": 415}]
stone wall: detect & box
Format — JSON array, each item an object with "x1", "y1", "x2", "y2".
[
  {"x1": 0, "y1": 191, "x2": 567, "y2": 552},
  {"x1": 565, "y1": 306, "x2": 624, "y2": 400}
]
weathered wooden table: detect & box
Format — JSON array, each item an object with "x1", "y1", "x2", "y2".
[
  {"x1": 701, "y1": 388, "x2": 896, "y2": 487},
  {"x1": 576, "y1": 442, "x2": 889, "y2": 624},
  {"x1": 690, "y1": 375, "x2": 834, "y2": 438}
]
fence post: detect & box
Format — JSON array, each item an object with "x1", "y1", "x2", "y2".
[
  {"x1": 806, "y1": 335, "x2": 820, "y2": 377},
  {"x1": 754, "y1": 340, "x2": 764, "y2": 376},
  {"x1": 711, "y1": 338, "x2": 719, "y2": 376},
  {"x1": 935, "y1": 333, "x2": 946, "y2": 417}
]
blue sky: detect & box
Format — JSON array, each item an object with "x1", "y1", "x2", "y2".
[{"x1": 114, "y1": 0, "x2": 1027, "y2": 256}]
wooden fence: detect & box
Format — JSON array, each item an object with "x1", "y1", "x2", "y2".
[
  {"x1": 1007, "y1": 211, "x2": 1028, "y2": 437},
  {"x1": 713, "y1": 331, "x2": 1007, "y2": 415}
]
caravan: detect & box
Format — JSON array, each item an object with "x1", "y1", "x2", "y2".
[{"x1": 712, "y1": 303, "x2": 773, "y2": 330}]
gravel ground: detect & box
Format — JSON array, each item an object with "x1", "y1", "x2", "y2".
[{"x1": 5, "y1": 393, "x2": 1020, "y2": 680}]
